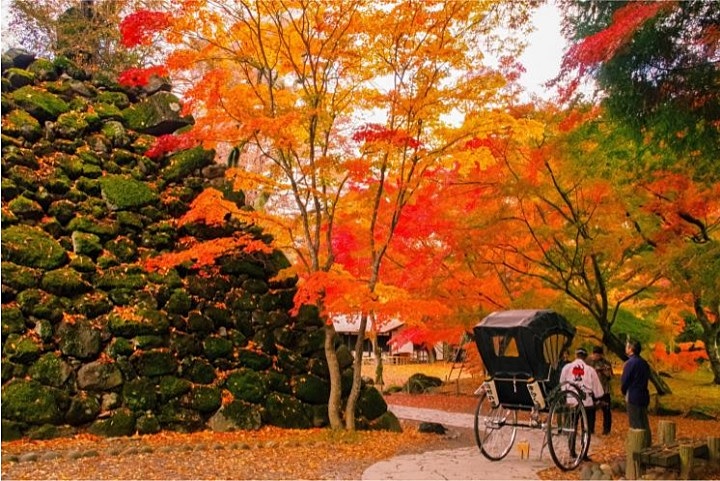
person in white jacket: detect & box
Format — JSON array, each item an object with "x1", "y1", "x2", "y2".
[{"x1": 559, "y1": 347, "x2": 604, "y2": 461}]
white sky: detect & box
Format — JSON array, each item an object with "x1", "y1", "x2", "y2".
[{"x1": 0, "y1": 1, "x2": 566, "y2": 100}]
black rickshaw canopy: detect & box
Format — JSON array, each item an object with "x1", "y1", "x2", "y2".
[{"x1": 473, "y1": 309, "x2": 575, "y2": 383}]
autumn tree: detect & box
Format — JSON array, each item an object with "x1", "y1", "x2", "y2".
[
  {"x1": 558, "y1": 1, "x2": 720, "y2": 384},
  {"x1": 120, "y1": 0, "x2": 537, "y2": 429}
]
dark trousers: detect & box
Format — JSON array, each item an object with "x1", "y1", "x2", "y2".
[
  {"x1": 591, "y1": 393, "x2": 611, "y2": 434},
  {"x1": 627, "y1": 402, "x2": 651, "y2": 447}
]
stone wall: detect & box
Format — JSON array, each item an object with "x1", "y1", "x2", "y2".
[{"x1": 0, "y1": 50, "x2": 394, "y2": 440}]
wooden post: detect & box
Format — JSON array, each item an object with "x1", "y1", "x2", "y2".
[
  {"x1": 626, "y1": 429, "x2": 646, "y2": 480},
  {"x1": 708, "y1": 436, "x2": 720, "y2": 464},
  {"x1": 658, "y1": 420, "x2": 676, "y2": 446},
  {"x1": 679, "y1": 444, "x2": 694, "y2": 480}
]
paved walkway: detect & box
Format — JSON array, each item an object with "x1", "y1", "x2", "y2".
[{"x1": 361, "y1": 405, "x2": 552, "y2": 480}]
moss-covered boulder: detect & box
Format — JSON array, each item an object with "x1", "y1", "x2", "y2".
[
  {"x1": 405, "y1": 373, "x2": 443, "y2": 394},
  {"x1": 1, "y1": 306, "x2": 26, "y2": 336},
  {"x1": 158, "y1": 376, "x2": 192, "y2": 402},
  {"x1": 29, "y1": 353, "x2": 74, "y2": 387},
  {"x1": 65, "y1": 393, "x2": 101, "y2": 426},
  {"x1": 180, "y1": 385, "x2": 221, "y2": 413},
  {"x1": 2, "y1": 108, "x2": 42, "y2": 141},
  {"x1": 292, "y1": 374, "x2": 330, "y2": 405},
  {"x1": 161, "y1": 146, "x2": 215, "y2": 184},
  {"x1": 264, "y1": 393, "x2": 313, "y2": 429},
  {"x1": 208, "y1": 400, "x2": 263, "y2": 432},
  {"x1": 225, "y1": 369, "x2": 267, "y2": 404},
  {"x1": 1, "y1": 262, "x2": 41, "y2": 291},
  {"x1": 57, "y1": 319, "x2": 102, "y2": 359},
  {"x1": 16, "y1": 288, "x2": 65, "y2": 322},
  {"x1": 88, "y1": 408, "x2": 135, "y2": 437},
  {"x1": 41, "y1": 267, "x2": 92, "y2": 296},
  {"x1": 1, "y1": 379, "x2": 62, "y2": 424},
  {"x1": 121, "y1": 91, "x2": 192, "y2": 135},
  {"x1": 1, "y1": 225, "x2": 68, "y2": 269},
  {"x1": 368, "y1": 411, "x2": 402, "y2": 432},
  {"x1": 99, "y1": 175, "x2": 158, "y2": 211},
  {"x1": 3, "y1": 333, "x2": 42, "y2": 363},
  {"x1": 9, "y1": 85, "x2": 69, "y2": 121},
  {"x1": 76, "y1": 360, "x2": 123, "y2": 391},
  {"x1": 130, "y1": 349, "x2": 177, "y2": 377},
  {"x1": 357, "y1": 386, "x2": 387, "y2": 421},
  {"x1": 55, "y1": 111, "x2": 89, "y2": 138},
  {"x1": 123, "y1": 378, "x2": 158, "y2": 411}
]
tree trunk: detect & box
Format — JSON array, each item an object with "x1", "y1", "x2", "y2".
[
  {"x1": 695, "y1": 297, "x2": 720, "y2": 385},
  {"x1": 602, "y1": 329, "x2": 672, "y2": 395},
  {"x1": 324, "y1": 322, "x2": 343, "y2": 429},
  {"x1": 344, "y1": 313, "x2": 369, "y2": 430},
  {"x1": 373, "y1": 337, "x2": 384, "y2": 388}
]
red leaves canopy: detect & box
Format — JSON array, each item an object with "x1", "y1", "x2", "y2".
[{"x1": 120, "y1": 10, "x2": 171, "y2": 48}]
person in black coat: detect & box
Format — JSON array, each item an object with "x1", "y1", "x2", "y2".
[{"x1": 621, "y1": 339, "x2": 651, "y2": 447}]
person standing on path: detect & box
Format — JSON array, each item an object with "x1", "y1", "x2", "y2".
[
  {"x1": 559, "y1": 347, "x2": 604, "y2": 460},
  {"x1": 621, "y1": 339, "x2": 652, "y2": 447},
  {"x1": 588, "y1": 346, "x2": 613, "y2": 435}
]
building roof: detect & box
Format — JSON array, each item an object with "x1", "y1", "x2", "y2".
[{"x1": 332, "y1": 315, "x2": 404, "y2": 334}]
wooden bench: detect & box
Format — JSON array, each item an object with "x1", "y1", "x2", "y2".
[{"x1": 634, "y1": 440, "x2": 709, "y2": 469}]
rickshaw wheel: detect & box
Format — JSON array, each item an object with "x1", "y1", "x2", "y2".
[
  {"x1": 473, "y1": 392, "x2": 517, "y2": 461},
  {"x1": 546, "y1": 389, "x2": 589, "y2": 471}
]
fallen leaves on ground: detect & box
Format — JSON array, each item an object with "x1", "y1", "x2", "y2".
[
  {"x1": 1, "y1": 423, "x2": 454, "y2": 480},
  {"x1": 3, "y1": 392, "x2": 719, "y2": 480}
]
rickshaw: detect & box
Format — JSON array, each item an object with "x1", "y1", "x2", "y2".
[{"x1": 472, "y1": 309, "x2": 590, "y2": 471}]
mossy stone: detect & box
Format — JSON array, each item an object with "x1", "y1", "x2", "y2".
[
  {"x1": 72, "y1": 291, "x2": 113, "y2": 318},
  {"x1": 75, "y1": 176, "x2": 101, "y2": 195},
  {"x1": 158, "y1": 402, "x2": 204, "y2": 433},
  {"x1": 136, "y1": 413, "x2": 161, "y2": 434},
  {"x1": 181, "y1": 385, "x2": 221, "y2": 413},
  {"x1": 107, "y1": 337, "x2": 134, "y2": 358},
  {"x1": 67, "y1": 216, "x2": 120, "y2": 239},
  {"x1": 93, "y1": 102, "x2": 123, "y2": 120},
  {"x1": 181, "y1": 357, "x2": 216, "y2": 384},
  {"x1": 70, "y1": 234, "x2": 101, "y2": 261},
  {"x1": 165, "y1": 289, "x2": 191, "y2": 314},
  {"x1": 237, "y1": 349, "x2": 273, "y2": 371},
  {"x1": 187, "y1": 311, "x2": 214, "y2": 333},
  {"x1": 208, "y1": 400, "x2": 263, "y2": 432},
  {"x1": 1, "y1": 419, "x2": 25, "y2": 441},
  {"x1": 1, "y1": 225, "x2": 67, "y2": 269},
  {"x1": 107, "y1": 305, "x2": 168, "y2": 337},
  {"x1": 357, "y1": 386, "x2": 387, "y2": 421},
  {"x1": 8, "y1": 195, "x2": 44, "y2": 220},
  {"x1": 202, "y1": 336, "x2": 233, "y2": 361},
  {"x1": 158, "y1": 376, "x2": 192, "y2": 402},
  {"x1": 56, "y1": 154, "x2": 84, "y2": 179},
  {"x1": 1, "y1": 379, "x2": 62, "y2": 424},
  {"x1": 88, "y1": 408, "x2": 135, "y2": 437},
  {"x1": 46, "y1": 172, "x2": 72, "y2": 195},
  {"x1": 2, "y1": 108, "x2": 42, "y2": 141},
  {"x1": 65, "y1": 393, "x2": 101, "y2": 426},
  {"x1": 3, "y1": 333, "x2": 42, "y2": 363},
  {"x1": 1, "y1": 178, "x2": 22, "y2": 202},
  {"x1": 368, "y1": 411, "x2": 402, "y2": 432},
  {"x1": 116, "y1": 211, "x2": 146, "y2": 230},
  {"x1": 104, "y1": 237, "x2": 138, "y2": 263},
  {"x1": 263, "y1": 393, "x2": 313, "y2": 429},
  {"x1": 99, "y1": 175, "x2": 158, "y2": 211},
  {"x1": 130, "y1": 349, "x2": 177, "y2": 377},
  {"x1": 1, "y1": 262, "x2": 41, "y2": 291},
  {"x1": 81, "y1": 163, "x2": 103, "y2": 179},
  {"x1": 97, "y1": 265, "x2": 147, "y2": 291},
  {"x1": 101, "y1": 120, "x2": 130, "y2": 147},
  {"x1": 123, "y1": 378, "x2": 158, "y2": 411},
  {"x1": 121, "y1": 91, "x2": 193, "y2": 135},
  {"x1": 26, "y1": 58, "x2": 57, "y2": 80},
  {"x1": 29, "y1": 353, "x2": 74, "y2": 387},
  {"x1": 9, "y1": 85, "x2": 70, "y2": 121},
  {"x1": 57, "y1": 318, "x2": 102, "y2": 359},
  {"x1": 5, "y1": 67, "x2": 35, "y2": 88},
  {"x1": 41, "y1": 267, "x2": 92, "y2": 296},
  {"x1": 7, "y1": 164, "x2": 38, "y2": 190},
  {"x1": 34, "y1": 319, "x2": 54, "y2": 342},
  {"x1": 161, "y1": 146, "x2": 215, "y2": 184},
  {"x1": 292, "y1": 374, "x2": 330, "y2": 405},
  {"x1": 16, "y1": 288, "x2": 65, "y2": 322},
  {"x1": 76, "y1": 360, "x2": 123, "y2": 390},
  {"x1": 1, "y1": 306, "x2": 26, "y2": 336},
  {"x1": 295, "y1": 303, "x2": 324, "y2": 328},
  {"x1": 96, "y1": 91, "x2": 130, "y2": 109},
  {"x1": 68, "y1": 254, "x2": 96, "y2": 274},
  {"x1": 55, "y1": 111, "x2": 89, "y2": 138},
  {"x1": 225, "y1": 369, "x2": 267, "y2": 404}
]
